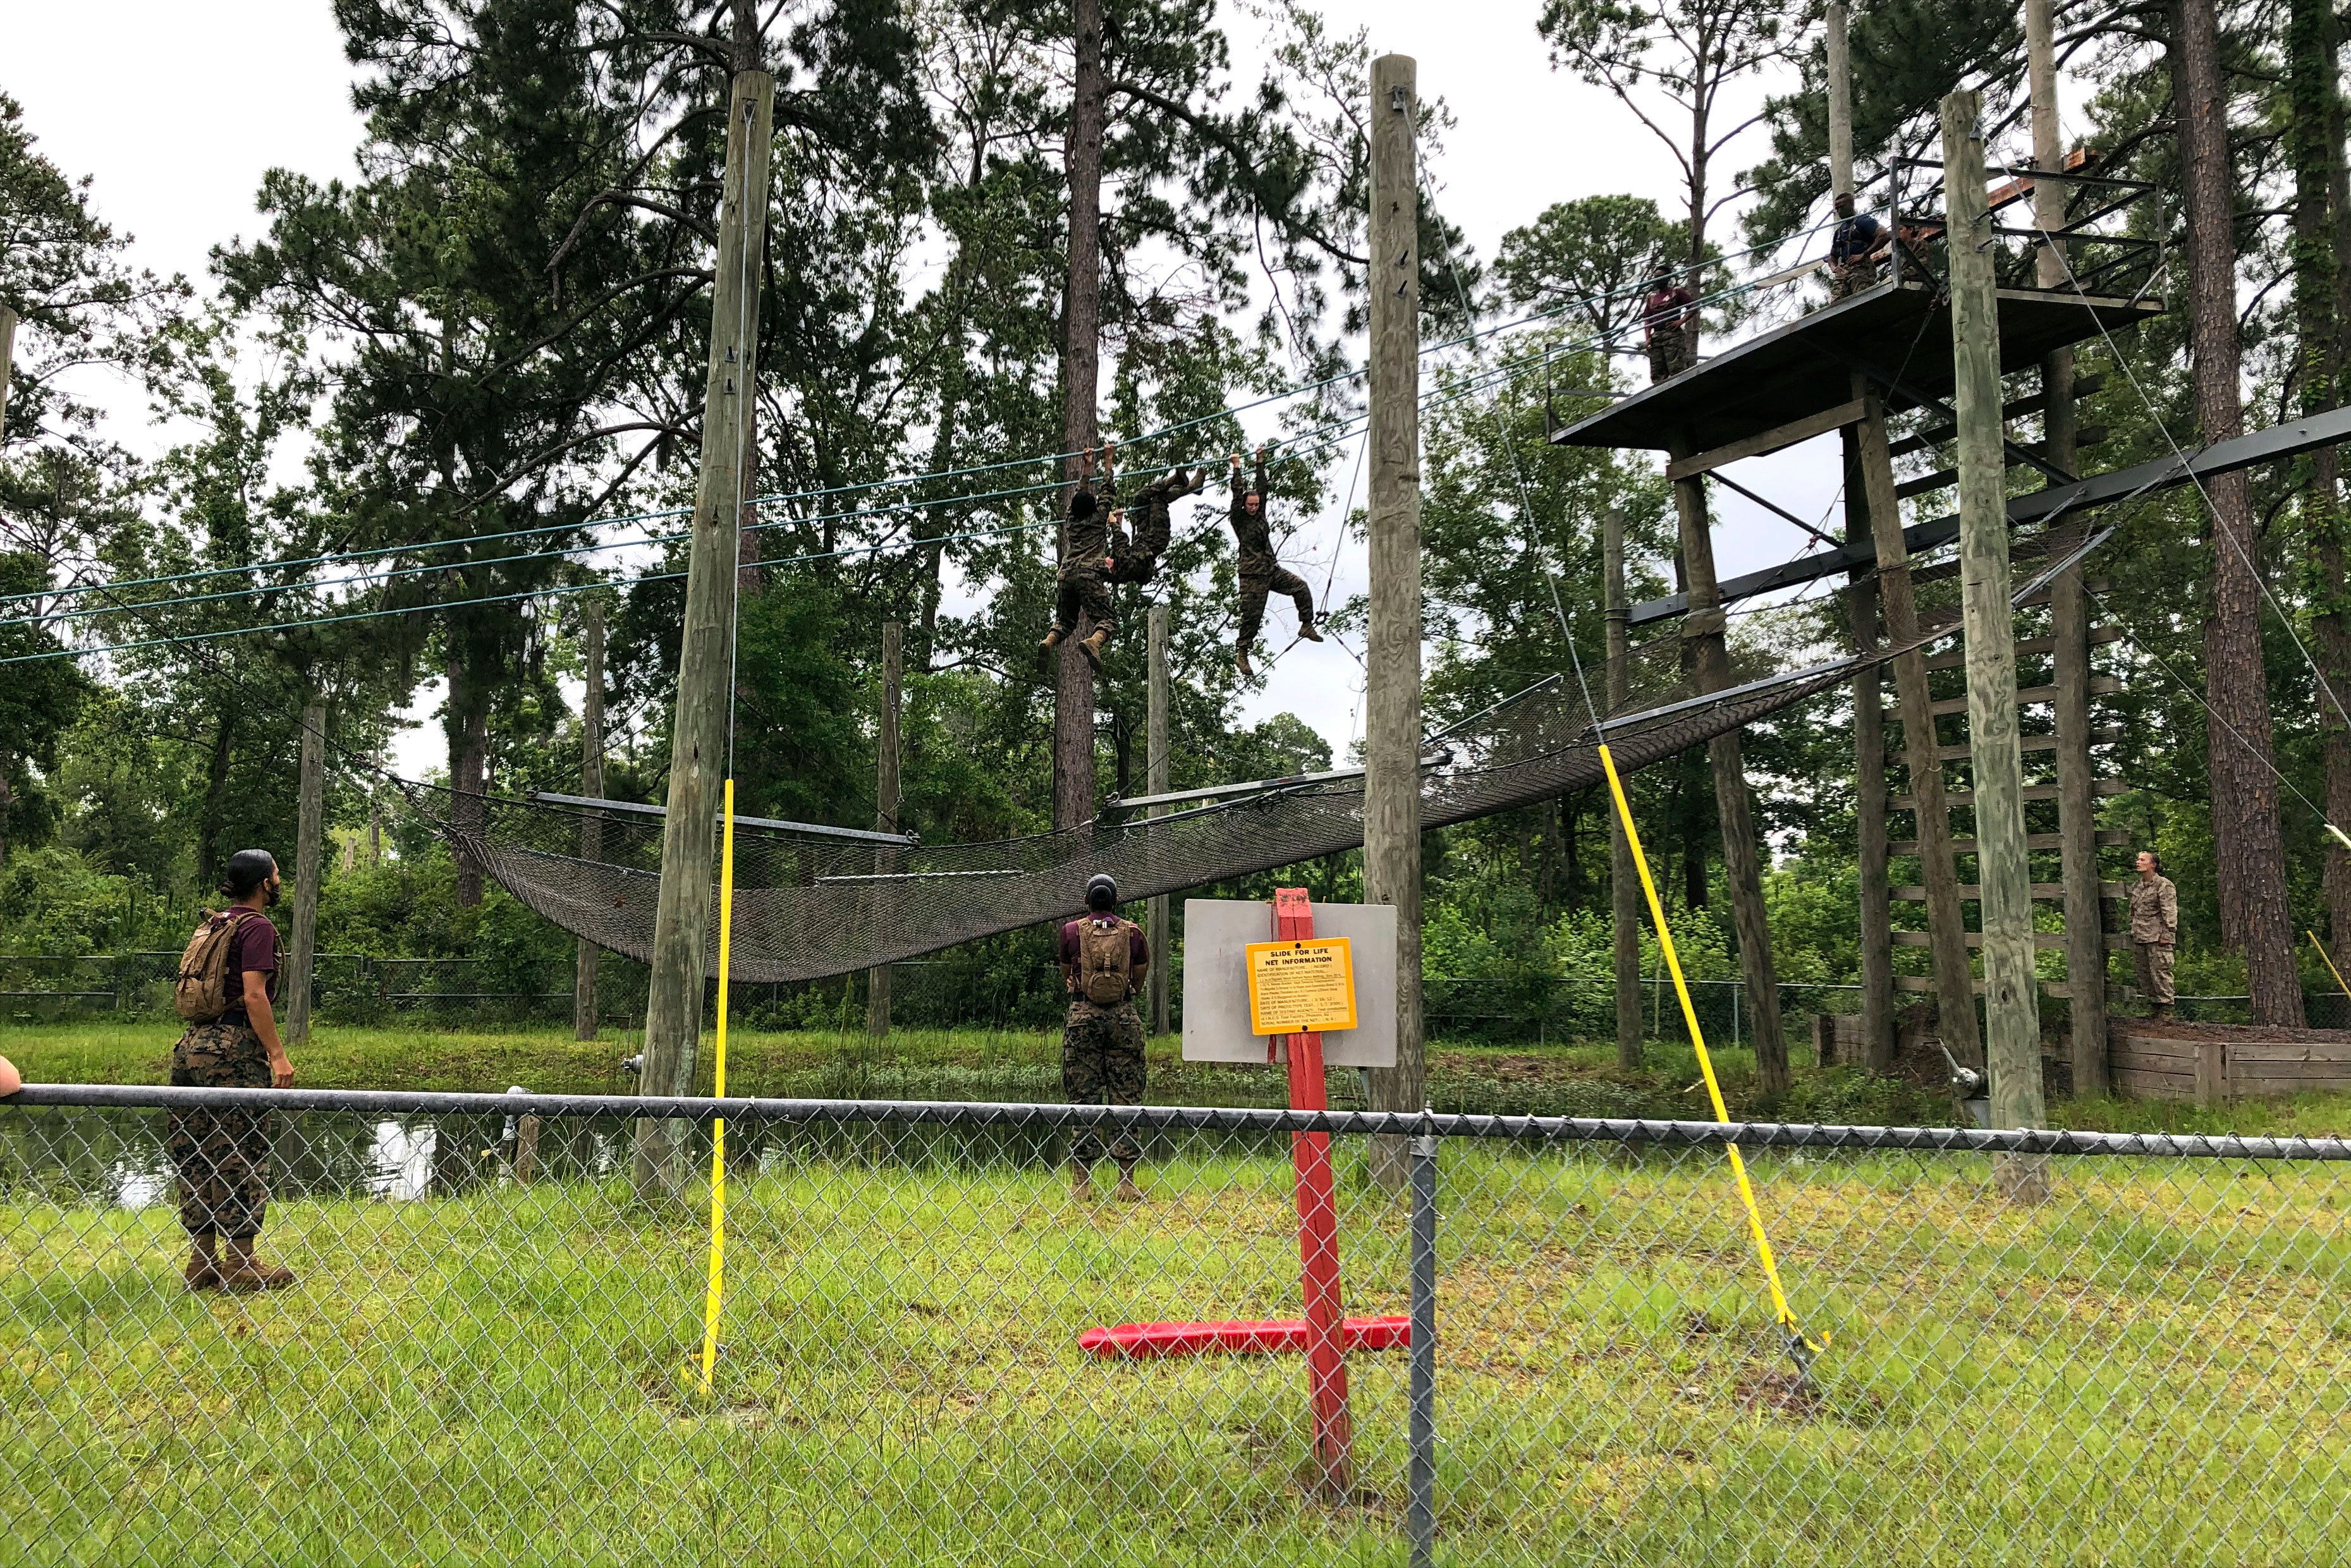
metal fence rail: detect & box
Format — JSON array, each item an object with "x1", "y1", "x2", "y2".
[{"x1": 6, "y1": 1086, "x2": 2350, "y2": 1565}]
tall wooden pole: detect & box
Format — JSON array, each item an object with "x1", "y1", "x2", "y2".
[
  {"x1": 1603, "y1": 508, "x2": 1644, "y2": 1067},
  {"x1": 2030, "y1": 0, "x2": 2109, "y2": 1093},
  {"x1": 1945, "y1": 91, "x2": 2046, "y2": 1141},
  {"x1": 575, "y1": 599, "x2": 606, "y2": 1042},
  {"x1": 1666, "y1": 463, "x2": 1789, "y2": 1091},
  {"x1": 1365, "y1": 54, "x2": 1426, "y2": 1177},
  {"x1": 1845, "y1": 433, "x2": 1896, "y2": 1070},
  {"x1": 1054, "y1": 0, "x2": 1107, "y2": 833},
  {"x1": 636, "y1": 64, "x2": 774, "y2": 1199},
  {"x1": 1826, "y1": 1, "x2": 1855, "y2": 202},
  {"x1": 867, "y1": 621, "x2": 903, "y2": 1038},
  {"x1": 285, "y1": 699, "x2": 326, "y2": 1046},
  {"x1": 1829, "y1": 0, "x2": 1892, "y2": 1069},
  {"x1": 1855, "y1": 381, "x2": 1982, "y2": 1066},
  {"x1": 1147, "y1": 603, "x2": 1173, "y2": 1036}
]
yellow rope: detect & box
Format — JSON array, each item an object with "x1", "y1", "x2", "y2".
[
  {"x1": 1598, "y1": 744, "x2": 1824, "y2": 1368},
  {"x1": 699, "y1": 779, "x2": 738, "y2": 1396},
  {"x1": 2307, "y1": 928, "x2": 2350, "y2": 1000}
]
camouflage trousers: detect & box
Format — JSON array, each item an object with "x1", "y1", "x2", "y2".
[
  {"x1": 167, "y1": 1021, "x2": 275, "y2": 1239},
  {"x1": 1052, "y1": 564, "x2": 1115, "y2": 637},
  {"x1": 2134, "y1": 942, "x2": 2177, "y2": 1007},
  {"x1": 1237, "y1": 563, "x2": 1315, "y2": 648},
  {"x1": 1063, "y1": 998, "x2": 1146, "y2": 1167}
]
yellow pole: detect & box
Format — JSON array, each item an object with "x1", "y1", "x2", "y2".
[
  {"x1": 2307, "y1": 929, "x2": 2351, "y2": 1002},
  {"x1": 699, "y1": 779, "x2": 738, "y2": 1395},
  {"x1": 1597, "y1": 743, "x2": 1823, "y2": 1367}
]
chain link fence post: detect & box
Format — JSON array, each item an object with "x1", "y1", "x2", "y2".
[{"x1": 1408, "y1": 1129, "x2": 1439, "y2": 1568}]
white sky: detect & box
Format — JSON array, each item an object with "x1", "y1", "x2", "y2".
[{"x1": 7, "y1": 0, "x2": 1855, "y2": 782}]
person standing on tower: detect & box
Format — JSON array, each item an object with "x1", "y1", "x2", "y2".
[{"x1": 1227, "y1": 446, "x2": 1321, "y2": 678}]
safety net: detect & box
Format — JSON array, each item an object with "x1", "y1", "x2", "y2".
[{"x1": 395, "y1": 621, "x2": 1929, "y2": 984}]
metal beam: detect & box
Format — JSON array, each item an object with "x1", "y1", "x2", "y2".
[
  {"x1": 524, "y1": 790, "x2": 918, "y2": 846},
  {"x1": 1826, "y1": 344, "x2": 2077, "y2": 484},
  {"x1": 1627, "y1": 403, "x2": 2351, "y2": 624}
]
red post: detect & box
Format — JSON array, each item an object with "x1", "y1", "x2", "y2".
[{"x1": 1273, "y1": 886, "x2": 1353, "y2": 1495}]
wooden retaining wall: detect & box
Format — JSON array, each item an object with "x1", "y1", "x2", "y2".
[{"x1": 2110, "y1": 1028, "x2": 2351, "y2": 1105}]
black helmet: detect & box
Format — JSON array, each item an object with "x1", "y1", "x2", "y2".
[{"x1": 1085, "y1": 872, "x2": 1118, "y2": 911}]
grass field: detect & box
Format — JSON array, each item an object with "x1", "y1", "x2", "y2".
[
  {"x1": 6, "y1": 1115, "x2": 2349, "y2": 1566},
  {"x1": 12, "y1": 1016, "x2": 2351, "y2": 1135}
]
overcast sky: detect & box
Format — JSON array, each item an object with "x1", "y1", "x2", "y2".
[{"x1": 6, "y1": 0, "x2": 1848, "y2": 781}]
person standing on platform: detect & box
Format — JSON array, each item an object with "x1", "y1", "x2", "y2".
[
  {"x1": 2129, "y1": 849, "x2": 2178, "y2": 1021},
  {"x1": 1828, "y1": 191, "x2": 1890, "y2": 298},
  {"x1": 1642, "y1": 273, "x2": 1697, "y2": 382},
  {"x1": 168, "y1": 848, "x2": 298, "y2": 1292},
  {"x1": 1227, "y1": 446, "x2": 1322, "y2": 678},
  {"x1": 1060, "y1": 872, "x2": 1150, "y2": 1203}
]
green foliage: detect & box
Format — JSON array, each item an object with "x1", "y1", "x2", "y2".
[{"x1": 0, "y1": 847, "x2": 137, "y2": 956}]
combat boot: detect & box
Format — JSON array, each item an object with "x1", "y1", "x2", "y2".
[
  {"x1": 1078, "y1": 626, "x2": 1111, "y2": 671},
  {"x1": 184, "y1": 1239, "x2": 221, "y2": 1292},
  {"x1": 219, "y1": 1236, "x2": 296, "y2": 1292},
  {"x1": 1041, "y1": 627, "x2": 1066, "y2": 661},
  {"x1": 2153, "y1": 1003, "x2": 2175, "y2": 1023},
  {"x1": 1236, "y1": 647, "x2": 1254, "y2": 678},
  {"x1": 1298, "y1": 622, "x2": 1325, "y2": 643}
]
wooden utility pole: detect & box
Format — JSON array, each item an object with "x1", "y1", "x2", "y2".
[
  {"x1": 1147, "y1": 604, "x2": 1173, "y2": 1036},
  {"x1": 575, "y1": 598, "x2": 606, "y2": 1042},
  {"x1": 1666, "y1": 463, "x2": 1788, "y2": 1090},
  {"x1": 285, "y1": 699, "x2": 327, "y2": 1046},
  {"x1": 1829, "y1": 0, "x2": 1893, "y2": 1070},
  {"x1": 1054, "y1": 0, "x2": 1108, "y2": 834},
  {"x1": 1365, "y1": 54, "x2": 1427, "y2": 1176},
  {"x1": 867, "y1": 621, "x2": 903, "y2": 1037},
  {"x1": 1603, "y1": 508, "x2": 1644, "y2": 1067},
  {"x1": 1825, "y1": 1, "x2": 1855, "y2": 204},
  {"x1": 1855, "y1": 382, "x2": 1982, "y2": 1067},
  {"x1": 2030, "y1": 0, "x2": 2109, "y2": 1093},
  {"x1": 635, "y1": 60, "x2": 775, "y2": 1200},
  {"x1": 1945, "y1": 91, "x2": 2046, "y2": 1141}
]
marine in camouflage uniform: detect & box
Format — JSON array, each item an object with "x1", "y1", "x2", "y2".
[
  {"x1": 1061, "y1": 872, "x2": 1151, "y2": 1200},
  {"x1": 1042, "y1": 447, "x2": 1118, "y2": 671},
  {"x1": 1228, "y1": 447, "x2": 1321, "y2": 678},
  {"x1": 168, "y1": 1018, "x2": 277, "y2": 1241}
]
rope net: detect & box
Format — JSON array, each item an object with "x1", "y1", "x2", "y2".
[{"x1": 400, "y1": 628, "x2": 1901, "y2": 984}]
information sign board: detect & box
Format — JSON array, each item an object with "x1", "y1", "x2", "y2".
[{"x1": 1245, "y1": 938, "x2": 1359, "y2": 1035}]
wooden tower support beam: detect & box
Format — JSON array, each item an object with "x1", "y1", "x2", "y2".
[
  {"x1": 1365, "y1": 53, "x2": 1428, "y2": 1176},
  {"x1": 2029, "y1": 0, "x2": 2111, "y2": 1094},
  {"x1": 1945, "y1": 90, "x2": 2048, "y2": 1142},
  {"x1": 286, "y1": 699, "x2": 326, "y2": 1047}
]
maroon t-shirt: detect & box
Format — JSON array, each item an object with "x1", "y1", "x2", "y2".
[
  {"x1": 219, "y1": 911, "x2": 280, "y2": 1028},
  {"x1": 1060, "y1": 915, "x2": 1149, "y2": 971}
]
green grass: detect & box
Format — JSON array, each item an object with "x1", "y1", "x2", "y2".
[{"x1": 6, "y1": 1130, "x2": 2350, "y2": 1565}]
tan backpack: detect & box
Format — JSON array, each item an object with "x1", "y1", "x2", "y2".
[
  {"x1": 174, "y1": 909, "x2": 259, "y2": 1024},
  {"x1": 1077, "y1": 918, "x2": 1136, "y2": 1005}
]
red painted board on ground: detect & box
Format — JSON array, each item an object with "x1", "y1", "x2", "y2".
[{"x1": 1077, "y1": 1315, "x2": 1410, "y2": 1359}]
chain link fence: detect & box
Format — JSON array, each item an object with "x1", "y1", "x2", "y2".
[{"x1": 6, "y1": 1083, "x2": 2349, "y2": 1564}]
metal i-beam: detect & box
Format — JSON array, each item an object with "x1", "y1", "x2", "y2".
[{"x1": 525, "y1": 790, "x2": 917, "y2": 846}]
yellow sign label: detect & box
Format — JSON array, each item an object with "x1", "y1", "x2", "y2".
[{"x1": 1245, "y1": 938, "x2": 1358, "y2": 1035}]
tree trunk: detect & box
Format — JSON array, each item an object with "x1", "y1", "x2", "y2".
[
  {"x1": 286, "y1": 700, "x2": 327, "y2": 1047},
  {"x1": 1605, "y1": 507, "x2": 1645, "y2": 1068},
  {"x1": 0, "y1": 748, "x2": 13, "y2": 868},
  {"x1": 575, "y1": 599, "x2": 606, "y2": 1042},
  {"x1": 2290, "y1": 0, "x2": 2351, "y2": 976},
  {"x1": 1668, "y1": 461, "x2": 1788, "y2": 1093},
  {"x1": 197, "y1": 707, "x2": 236, "y2": 897},
  {"x1": 1054, "y1": 0, "x2": 1106, "y2": 833},
  {"x1": 2176, "y1": 0, "x2": 2306, "y2": 1024},
  {"x1": 448, "y1": 650, "x2": 489, "y2": 909}
]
